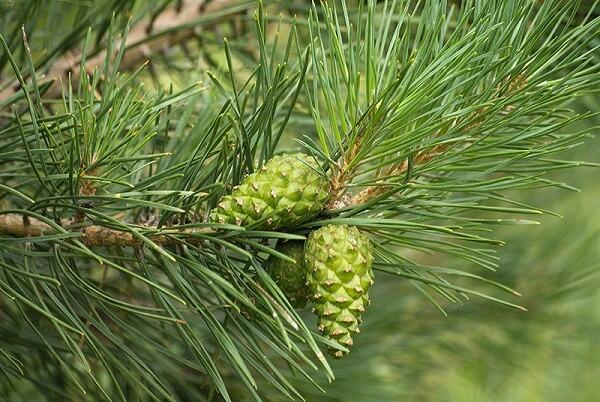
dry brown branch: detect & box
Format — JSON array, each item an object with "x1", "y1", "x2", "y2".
[
  {"x1": 0, "y1": 213, "x2": 212, "y2": 247},
  {"x1": 0, "y1": 0, "x2": 241, "y2": 101}
]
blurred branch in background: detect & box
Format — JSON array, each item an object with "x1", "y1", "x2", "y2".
[{"x1": 0, "y1": 0, "x2": 256, "y2": 100}]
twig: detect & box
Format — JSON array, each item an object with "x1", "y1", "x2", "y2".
[
  {"x1": 347, "y1": 74, "x2": 528, "y2": 207},
  {"x1": 0, "y1": 0, "x2": 241, "y2": 101},
  {"x1": 325, "y1": 135, "x2": 364, "y2": 209},
  {"x1": 0, "y1": 213, "x2": 213, "y2": 247},
  {"x1": 325, "y1": 106, "x2": 378, "y2": 209},
  {"x1": 350, "y1": 143, "x2": 447, "y2": 206}
]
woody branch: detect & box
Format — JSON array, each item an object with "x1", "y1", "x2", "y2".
[{"x1": 0, "y1": 213, "x2": 212, "y2": 247}]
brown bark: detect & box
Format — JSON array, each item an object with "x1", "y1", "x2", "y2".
[{"x1": 0, "y1": 213, "x2": 212, "y2": 247}]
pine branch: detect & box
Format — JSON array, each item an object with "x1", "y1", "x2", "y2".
[
  {"x1": 0, "y1": 213, "x2": 212, "y2": 247},
  {"x1": 303, "y1": 0, "x2": 600, "y2": 315},
  {"x1": 1, "y1": 1, "x2": 598, "y2": 400},
  {"x1": 349, "y1": 74, "x2": 529, "y2": 207},
  {"x1": 0, "y1": 8, "x2": 333, "y2": 400}
]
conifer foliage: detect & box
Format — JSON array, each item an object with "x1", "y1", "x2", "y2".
[{"x1": 0, "y1": 1, "x2": 598, "y2": 400}]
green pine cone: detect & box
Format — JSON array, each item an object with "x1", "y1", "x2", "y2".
[
  {"x1": 305, "y1": 224, "x2": 374, "y2": 358},
  {"x1": 264, "y1": 241, "x2": 308, "y2": 308},
  {"x1": 210, "y1": 153, "x2": 329, "y2": 229}
]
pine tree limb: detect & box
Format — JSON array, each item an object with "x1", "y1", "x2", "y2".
[
  {"x1": 0, "y1": 213, "x2": 212, "y2": 247},
  {"x1": 347, "y1": 73, "x2": 528, "y2": 207}
]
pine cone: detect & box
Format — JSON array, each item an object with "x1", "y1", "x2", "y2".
[
  {"x1": 305, "y1": 224, "x2": 374, "y2": 358},
  {"x1": 210, "y1": 153, "x2": 329, "y2": 229},
  {"x1": 264, "y1": 241, "x2": 308, "y2": 308}
]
